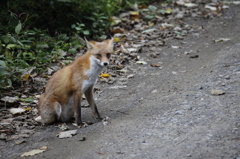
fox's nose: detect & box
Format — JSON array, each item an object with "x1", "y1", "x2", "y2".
[{"x1": 103, "y1": 62, "x2": 108, "y2": 66}]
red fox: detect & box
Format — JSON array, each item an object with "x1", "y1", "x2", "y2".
[{"x1": 35, "y1": 38, "x2": 113, "y2": 126}]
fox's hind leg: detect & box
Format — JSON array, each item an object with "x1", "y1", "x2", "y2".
[{"x1": 37, "y1": 102, "x2": 61, "y2": 125}]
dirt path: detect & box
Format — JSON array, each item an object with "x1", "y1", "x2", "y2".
[{"x1": 1, "y1": 4, "x2": 240, "y2": 159}]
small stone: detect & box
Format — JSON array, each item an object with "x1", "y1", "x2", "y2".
[
  {"x1": 151, "y1": 90, "x2": 158, "y2": 93},
  {"x1": 79, "y1": 136, "x2": 86, "y2": 141},
  {"x1": 210, "y1": 89, "x2": 225, "y2": 96},
  {"x1": 225, "y1": 76, "x2": 230, "y2": 80},
  {"x1": 186, "y1": 154, "x2": 192, "y2": 157},
  {"x1": 182, "y1": 105, "x2": 192, "y2": 110},
  {"x1": 189, "y1": 55, "x2": 199, "y2": 58},
  {"x1": 174, "y1": 110, "x2": 184, "y2": 115},
  {"x1": 116, "y1": 151, "x2": 124, "y2": 154}
]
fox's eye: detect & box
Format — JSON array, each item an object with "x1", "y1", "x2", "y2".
[
  {"x1": 106, "y1": 53, "x2": 111, "y2": 58},
  {"x1": 96, "y1": 54, "x2": 102, "y2": 58}
]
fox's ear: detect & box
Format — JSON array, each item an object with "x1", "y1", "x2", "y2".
[
  {"x1": 107, "y1": 38, "x2": 114, "y2": 50},
  {"x1": 85, "y1": 37, "x2": 96, "y2": 50}
]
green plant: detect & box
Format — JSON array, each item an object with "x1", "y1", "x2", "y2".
[
  {"x1": 0, "y1": 0, "x2": 155, "y2": 90},
  {"x1": 0, "y1": 24, "x2": 84, "y2": 89}
]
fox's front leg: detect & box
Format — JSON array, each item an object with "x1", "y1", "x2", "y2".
[
  {"x1": 84, "y1": 86, "x2": 102, "y2": 120},
  {"x1": 74, "y1": 92, "x2": 84, "y2": 126}
]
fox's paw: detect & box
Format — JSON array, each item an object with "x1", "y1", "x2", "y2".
[
  {"x1": 97, "y1": 117, "x2": 103, "y2": 121},
  {"x1": 73, "y1": 122, "x2": 88, "y2": 128},
  {"x1": 79, "y1": 122, "x2": 88, "y2": 128},
  {"x1": 102, "y1": 116, "x2": 111, "y2": 126}
]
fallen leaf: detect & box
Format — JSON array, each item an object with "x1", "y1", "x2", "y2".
[
  {"x1": 148, "y1": 22, "x2": 155, "y2": 26},
  {"x1": 58, "y1": 129, "x2": 78, "y2": 139},
  {"x1": 184, "y1": 3, "x2": 198, "y2": 8},
  {"x1": 127, "y1": 48, "x2": 139, "y2": 53},
  {"x1": 20, "y1": 149, "x2": 45, "y2": 157},
  {"x1": 165, "y1": 8, "x2": 172, "y2": 14},
  {"x1": 120, "y1": 45, "x2": 129, "y2": 53},
  {"x1": 214, "y1": 38, "x2": 231, "y2": 43},
  {"x1": 19, "y1": 97, "x2": 34, "y2": 103},
  {"x1": 161, "y1": 23, "x2": 174, "y2": 28},
  {"x1": 0, "y1": 118, "x2": 13, "y2": 125},
  {"x1": 136, "y1": 61, "x2": 147, "y2": 65},
  {"x1": 42, "y1": 75, "x2": 50, "y2": 78},
  {"x1": 22, "y1": 74, "x2": 30, "y2": 82},
  {"x1": 109, "y1": 85, "x2": 127, "y2": 89},
  {"x1": 100, "y1": 73, "x2": 110, "y2": 78},
  {"x1": 35, "y1": 95, "x2": 41, "y2": 99},
  {"x1": 205, "y1": 5, "x2": 217, "y2": 11},
  {"x1": 150, "y1": 63, "x2": 161, "y2": 67},
  {"x1": 110, "y1": 16, "x2": 122, "y2": 25},
  {"x1": 1, "y1": 96, "x2": 18, "y2": 103},
  {"x1": 142, "y1": 28, "x2": 156, "y2": 33},
  {"x1": 15, "y1": 139, "x2": 27, "y2": 145},
  {"x1": 210, "y1": 89, "x2": 225, "y2": 95},
  {"x1": 9, "y1": 108, "x2": 26, "y2": 115},
  {"x1": 111, "y1": 27, "x2": 124, "y2": 34},
  {"x1": 233, "y1": 1, "x2": 240, "y2": 5},
  {"x1": 23, "y1": 107, "x2": 32, "y2": 111},
  {"x1": 127, "y1": 74, "x2": 135, "y2": 78},
  {"x1": 171, "y1": 45, "x2": 179, "y2": 49},
  {"x1": 129, "y1": 11, "x2": 139, "y2": 20},
  {"x1": 40, "y1": 146, "x2": 48, "y2": 150},
  {"x1": 176, "y1": 0, "x2": 185, "y2": 5},
  {"x1": 113, "y1": 37, "x2": 120, "y2": 42},
  {"x1": 96, "y1": 151, "x2": 106, "y2": 155},
  {"x1": 148, "y1": 5, "x2": 157, "y2": 11}
]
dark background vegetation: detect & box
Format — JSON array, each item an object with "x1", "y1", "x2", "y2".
[{"x1": 0, "y1": 0, "x2": 156, "y2": 91}]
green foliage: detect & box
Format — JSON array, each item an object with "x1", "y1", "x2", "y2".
[
  {"x1": 0, "y1": 0, "x2": 124, "y2": 38},
  {"x1": 0, "y1": 0, "x2": 155, "y2": 90},
  {"x1": 0, "y1": 28, "x2": 83, "y2": 89}
]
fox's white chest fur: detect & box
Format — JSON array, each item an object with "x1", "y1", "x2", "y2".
[{"x1": 82, "y1": 55, "x2": 103, "y2": 93}]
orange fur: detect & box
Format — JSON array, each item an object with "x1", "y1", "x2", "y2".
[{"x1": 36, "y1": 39, "x2": 113, "y2": 126}]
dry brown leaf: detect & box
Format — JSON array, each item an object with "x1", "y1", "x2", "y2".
[
  {"x1": 150, "y1": 63, "x2": 161, "y2": 67},
  {"x1": 129, "y1": 11, "x2": 139, "y2": 20},
  {"x1": 111, "y1": 28, "x2": 124, "y2": 34}
]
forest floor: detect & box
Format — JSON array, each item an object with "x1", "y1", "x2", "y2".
[{"x1": 1, "y1": 2, "x2": 240, "y2": 159}]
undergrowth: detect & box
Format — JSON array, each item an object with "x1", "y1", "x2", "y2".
[{"x1": 0, "y1": 0, "x2": 154, "y2": 91}]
